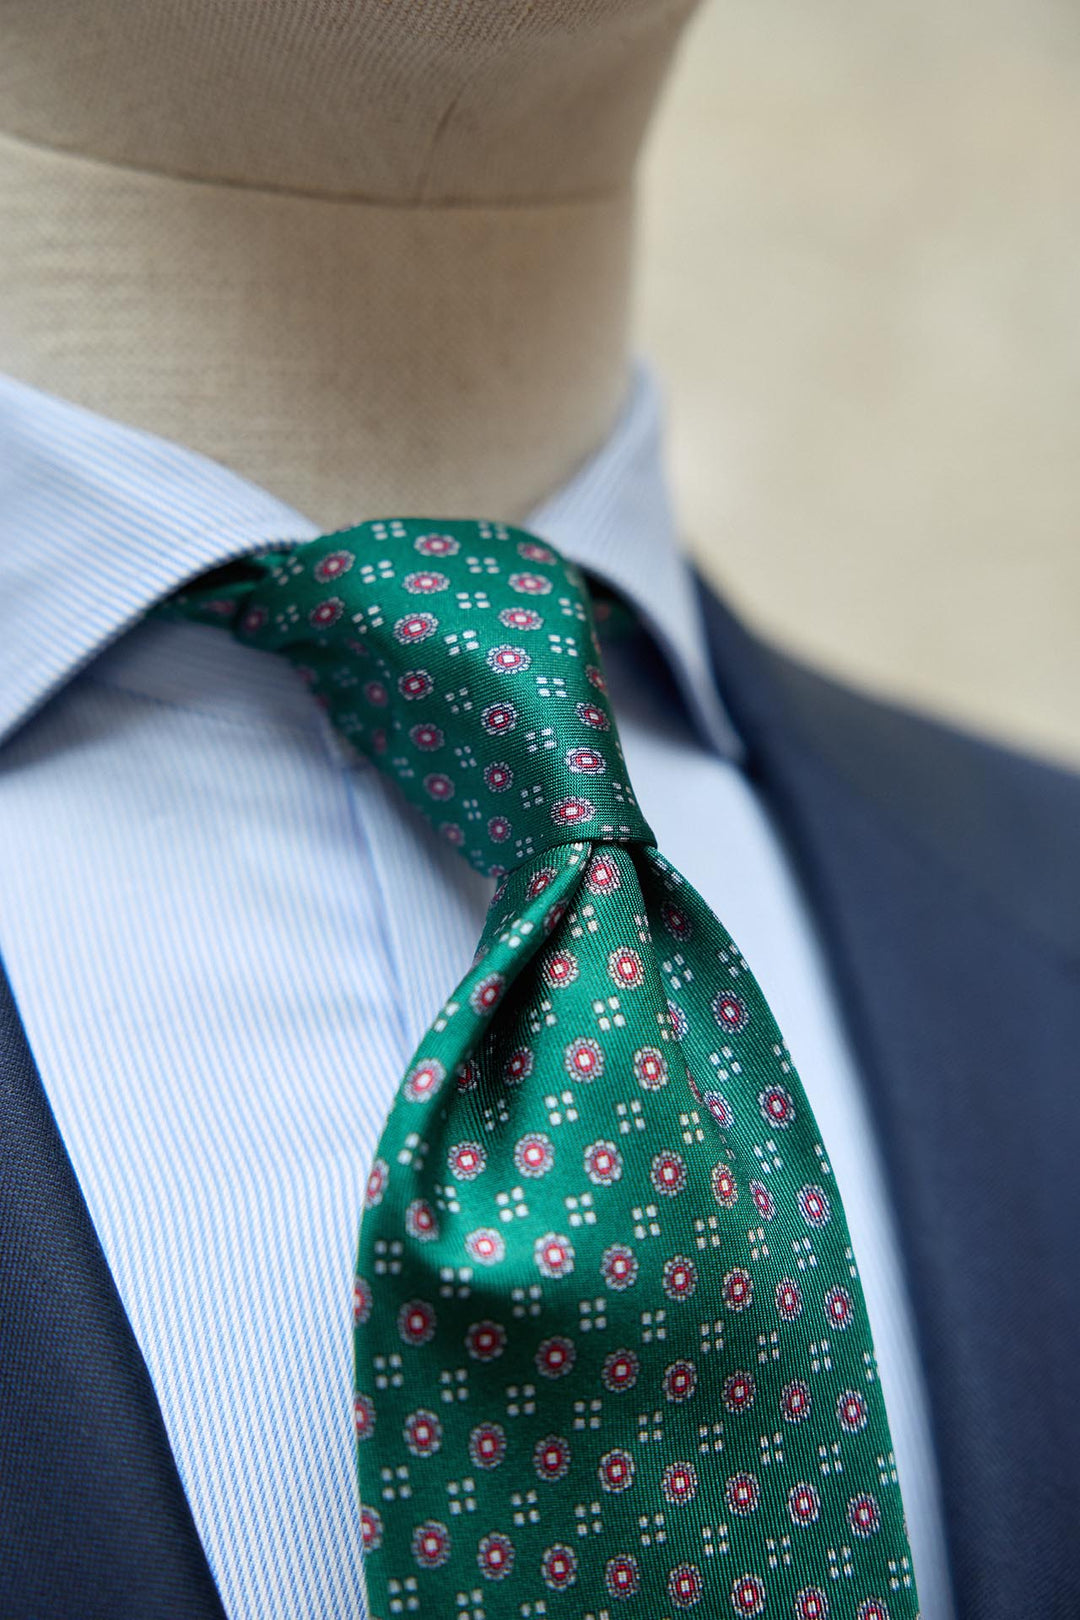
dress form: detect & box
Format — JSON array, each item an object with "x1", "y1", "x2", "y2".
[{"x1": 0, "y1": 0, "x2": 700, "y2": 528}]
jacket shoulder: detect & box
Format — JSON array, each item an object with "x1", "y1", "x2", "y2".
[
  {"x1": 767, "y1": 651, "x2": 1080, "y2": 964},
  {"x1": 702, "y1": 583, "x2": 1080, "y2": 964}
]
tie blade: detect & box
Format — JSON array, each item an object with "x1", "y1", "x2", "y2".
[{"x1": 354, "y1": 841, "x2": 919, "y2": 1616}]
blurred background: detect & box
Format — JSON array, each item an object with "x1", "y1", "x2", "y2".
[{"x1": 636, "y1": 0, "x2": 1079, "y2": 766}]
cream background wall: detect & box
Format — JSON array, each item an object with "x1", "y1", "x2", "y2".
[{"x1": 637, "y1": 0, "x2": 1079, "y2": 766}]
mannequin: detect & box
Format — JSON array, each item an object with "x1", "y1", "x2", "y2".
[{"x1": 0, "y1": 0, "x2": 700, "y2": 529}]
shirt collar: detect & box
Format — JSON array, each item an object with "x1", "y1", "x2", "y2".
[
  {"x1": 0, "y1": 362, "x2": 742, "y2": 759},
  {"x1": 528, "y1": 363, "x2": 742, "y2": 760}
]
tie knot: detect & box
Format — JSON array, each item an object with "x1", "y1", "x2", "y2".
[{"x1": 175, "y1": 519, "x2": 654, "y2": 876}]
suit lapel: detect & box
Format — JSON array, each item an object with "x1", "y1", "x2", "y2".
[
  {"x1": 0, "y1": 960, "x2": 226, "y2": 1619},
  {"x1": 700, "y1": 584, "x2": 1080, "y2": 1618}
]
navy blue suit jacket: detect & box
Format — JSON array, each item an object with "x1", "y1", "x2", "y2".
[{"x1": 2, "y1": 583, "x2": 1078, "y2": 1618}]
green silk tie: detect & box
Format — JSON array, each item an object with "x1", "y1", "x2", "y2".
[{"x1": 168, "y1": 519, "x2": 919, "y2": 1620}]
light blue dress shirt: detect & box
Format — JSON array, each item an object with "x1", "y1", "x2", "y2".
[{"x1": 0, "y1": 364, "x2": 953, "y2": 1618}]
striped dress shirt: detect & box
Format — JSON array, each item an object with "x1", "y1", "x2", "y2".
[{"x1": 0, "y1": 364, "x2": 953, "y2": 1618}]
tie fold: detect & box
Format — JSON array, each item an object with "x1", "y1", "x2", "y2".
[{"x1": 173, "y1": 519, "x2": 655, "y2": 873}]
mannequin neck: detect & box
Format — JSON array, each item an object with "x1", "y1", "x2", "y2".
[
  {"x1": 0, "y1": 0, "x2": 697, "y2": 527},
  {"x1": 0, "y1": 133, "x2": 633, "y2": 527}
]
